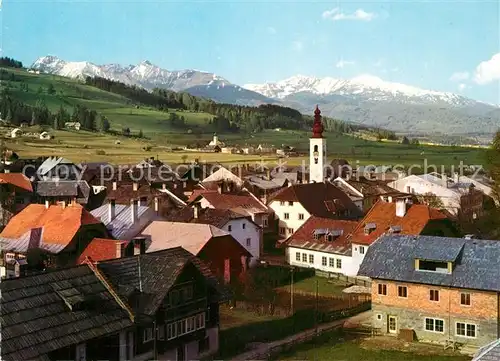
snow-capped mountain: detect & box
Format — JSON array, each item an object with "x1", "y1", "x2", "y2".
[
  {"x1": 30, "y1": 56, "x2": 499, "y2": 135},
  {"x1": 244, "y1": 74, "x2": 476, "y2": 107},
  {"x1": 31, "y1": 56, "x2": 273, "y2": 105}
]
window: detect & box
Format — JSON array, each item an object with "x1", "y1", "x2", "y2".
[
  {"x1": 336, "y1": 258, "x2": 342, "y2": 269},
  {"x1": 296, "y1": 252, "x2": 300, "y2": 261},
  {"x1": 425, "y1": 318, "x2": 444, "y2": 333},
  {"x1": 196, "y1": 312, "x2": 206, "y2": 330},
  {"x1": 456, "y1": 322, "x2": 476, "y2": 338},
  {"x1": 168, "y1": 290, "x2": 180, "y2": 306},
  {"x1": 228, "y1": 225, "x2": 232, "y2": 232},
  {"x1": 5, "y1": 253, "x2": 15, "y2": 261},
  {"x1": 242, "y1": 223, "x2": 246, "y2": 229},
  {"x1": 288, "y1": 201, "x2": 294, "y2": 206},
  {"x1": 398, "y1": 286, "x2": 408, "y2": 298},
  {"x1": 288, "y1": 228, "x2": 294, "y2": 234},
  {"x1": 263, "y1": 217, "x2": 268, "y2": 227},
  {"x1": 329, "y1": 258, "x2": 335, "y2": 267},
  {"x1": 359, "y1": 246, "x2": 365, "y2": 255},
  {"x1": 246, "y1": 238, "x2": 251, "y2": 247},
  {"x1": 430, "y1": 289, "x2": 440, "y2": 302},
  {"x1": 187, "y1": 317, "x2": 195, "y2": 332},
  {"x1": 183, "y1": 285, "x2": 193, "y2": 300},
  {"x1": 322, "y1": 256, "x2": 327, "y2": 266},
  {"x1": 309, "y1": 254, "x2": 314, "y2": 264},
  {"x1": 298, "y1": 213, "x2": 304, "y2": 220},
  {"x1": 460, "y1": 293, "x2": 471, "y2": 306},
  {"x1": 157, "y1": 325, "x2": 165, "y2": 340},
  {"x1": 167, "y1": 323, "x2": 177, "y2": 340},
  {"x1": 302, "y1": 253, "x2": 307, "y2": 262},
  {"x1": 280, "y1": 201, "x2": 285, "y2": 206},
  {"x1": 378, "y1": 284, "x2": 387, "y2": 295},
  {"x1": 284, "y1": 213, "x2": 290, "y2": 220},
  {"x1": 418, "y1": 260, "x2": 450, "y2": 274},
  {"x1": 280, "y1": 227, "x2": 286, "y2": 235},
  {"x1": 143, "y1": 327, "x2": 154, "y2": 343}
]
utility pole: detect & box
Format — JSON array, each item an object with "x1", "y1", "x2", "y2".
[{"x1": 315, "y1": 279, "x2": 319, "y2": 336}]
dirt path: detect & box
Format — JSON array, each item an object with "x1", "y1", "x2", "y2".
[{"x1": 228, "y1": 311, "x2": 371, "y2": 361}]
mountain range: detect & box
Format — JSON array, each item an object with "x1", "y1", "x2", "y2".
[{"x1": 31, "y1": 56, "x2": 500, "y2": 137}]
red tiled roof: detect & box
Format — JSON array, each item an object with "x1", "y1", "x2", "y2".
[
  {"x1": 188, "y1": 190, "x2": 268, "y2": 213},
  {"x1": 0, "y1": 173, "x2": 33, "y2": 192},
  {"x1": 1, "y1": 203, "x2": 102, "y2": 246},
  {"x1": 76, "y1": 238, "x2": 129, "y2": 264},
  {"x1": 285, "y1": 216, "x2": 358, "y2": 254},
  {"x1": 268, "y1": 182, "x2": 362, "y2": 219},
  {"x1": 349, "y1": 200, "x2": 448, "y2": 246}
]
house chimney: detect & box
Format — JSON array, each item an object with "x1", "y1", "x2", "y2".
[
  {"x1": 453, "y1": 172, "x2": 459, "y2": 183},
  {"x1": 4, "y1": 169, "x2": 10, "y2": 174},
  {"x1": 115, "y1": 241, "x2": 125, "y2": 258},
  {"x1": 217, "y1": 183, "x2": 222, "y2": 194},
  {"x1": 442, "y1": 174, "x2": 448, "y2": 188},
  {"x1": 133, "y1": 237, "x2": 146, "y2": 255},
  {"x1": 387, "y1": 196, "x2": 393, "y2": 203},
  {"x1": 154, "y1": 197, "x2": 159, "y2": 214},
  {"x1": 266, "y1": 169, "x2": 271, "y2": 179},
  {"x1": 108, "y1": 199, "x2": 116, "y2": 221},
  {"x1": 130, "y1": 199, "x2": 137, "y2": 223},
  {"x1": 61, "y1": 201, "x2": 66, "y2": 209},
  {"x1": 112, "y1": 181, "x2": 117, "y2": 191},
  {"x1": 396, "y1": 198, "x2": 407, "y2": 217},
  {"x1": 133, "y1": 182, "x2": 138, "y2": 191},
  {"x1": 162, "y1": 183, "x2": 166, "y2": 191},
  {"x1": 193, "y1": 204, "x2": 199, "y2": 219},
  {"x1": 45, "y1": 200, "x2": 50, "y2": 209}
]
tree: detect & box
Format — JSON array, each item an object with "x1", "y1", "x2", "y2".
[
  {"x1": 47, "y1": 83, "x2": 56, "y2": 95},
  {"x1": 5, "y1": 109, "x2": 12, "y2": 123},
  {"x1": 138, "y1": 129, "x2": 144, "y2": 138},
  {"x1": 98, "y1": 115, "x2": 110, "y2": 132},
  {"x1": 416, "y1": 192, "x2": 444, "y2": 209},
  {"x1": 401, "y1": 136, "x2": 410, "y2": 145},
  {"x1": 37, "y1": 86, "x2": 43, "y2": 95}
]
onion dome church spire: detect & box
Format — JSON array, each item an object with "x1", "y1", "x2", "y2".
[{"x1": 312, "y1": 105, "x2": 324, "y2": 138}]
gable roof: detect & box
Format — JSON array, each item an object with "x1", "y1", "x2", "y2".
[
  {"x1": 188, "y1": 189, "x2": 269, "y2": 214},
  {"x1": 0, "y1": 264, "x2": 133, "y2": 361},
  {"x1": 348, "y1": 200, "x2": 448, "y2": 246},
  {"x1": 140, "y1": 221, "x2": 232, "y2": 255},
  {"x1": 473, "y1": 339, "x2": 500, "y2": 361},
  {"x1": 285, "y1": 216, "x2": 358, "y2": 255},
  {"x1": 97, "y1": 247, "x2": 230, "y2": 316},
  {"x1": 37, "y1": 156, "x2": 79, "y2": 176},
  {"x1": 268, "y1": 182, "x2": 362, "y2": 219},
  {"x1": 358, "y1": 235, "x2": 500, "y2": 292},
  {"x1": 91, "y1": 203, "x2": 160, "y2": 240},
  {"x1": 1, "y1": 203, "x2": 101, "y2": 246},
  {"x1": 76, "y1": 238, "x2": 130, "y2": 264},
  {"x1": 36, "y1": 180, "x2": 91, "y2": 204},
  {"x1": 0, "y1": 173, "x2": 33, "y2": 192},
  {"x1": 165, "y1": 207, "x2": 250, "y2": 228}
]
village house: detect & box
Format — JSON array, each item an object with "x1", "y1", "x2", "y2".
[
  {"x1": 344, "y1": 197, "x2": 458, "y2": 277},
  {"x1": 1, "y1": 246, "x2": 229, "y2": 361},
  {"x1": 64, "y1": 121, "x2": 81, "y2": 130},
  {"x1": 0, "y1": 202, "x2": 108, "y2": 275},
  {"x1": 359, "y1": 235, "x2": 500, "y2": 348},
  {"x1": 0, "y1": 172, "x2": 33, "y2": 228},
  {"x1": 388, "y1": 172, "x2": 484, "y2": 221},
  {"x1": 165, "y1": 206, "x2": 262, "y2": 264},
  {"x1": 268, "y1": 182, "x2": 362, "y2": 240},
  {"x1": 36, "y1": 156, "x2": 83, "y2": 181},
  {"x1": 284, "y1": 216, "x2": 358, "y2": 275},
  {"x1": 140, "y1": 221, "x2": 252, "y2": 283},
  {"x1": 91, "y1": 199, "x2": 164, "y2": 241},
  {"x1": 333, "y1": 175, "x2": 411, "y2": 212},
  {"x1": 188, "y1": 187, "x2": 273, "y2": 235}
]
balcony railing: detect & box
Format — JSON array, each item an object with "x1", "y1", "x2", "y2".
[{"x1": 164, "y1": 297, "x2": 207, "y2": 321}]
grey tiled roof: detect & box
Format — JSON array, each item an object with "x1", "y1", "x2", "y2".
[
  {"x1": 473, "y1": 339, "x2": 500, "y2": 360},
  {"x1": 358, "y1": 235, "x2": 500, "y2": 292},
  {"x1": 36, "y1": 180, "x2": 90, "y2": 203}
]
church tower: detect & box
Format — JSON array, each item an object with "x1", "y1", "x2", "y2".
[{"x1": 309, "y1": 105, "x2": 326, "y2": 183}]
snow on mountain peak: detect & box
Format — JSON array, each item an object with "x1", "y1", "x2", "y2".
[{"x1": 244, "y1": 73, "x2": 472, "y2": 106}]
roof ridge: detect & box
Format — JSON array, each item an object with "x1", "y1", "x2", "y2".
[{"x1": 85, "y1": 259, "x2": 135, "y2": 322}]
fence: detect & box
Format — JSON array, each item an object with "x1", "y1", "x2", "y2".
[
  {"x1": 316, "y1": 270, "x2": 372, "y2": 288},
  {"x1": 228, "y1": 301, "x2": 371, "y2": 361}
]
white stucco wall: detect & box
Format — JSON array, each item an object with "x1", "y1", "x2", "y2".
[
  {"x1": 203, "y1": 168, "x2": 243, "y2": 186},
  {"x1": 222, "y1": 218, "x2": 261, "y2": 263},
  {"x1": 351, "y1": 243, "x2": 369, "y2": 276},
  {"x1": 309, "y1": 137, "x2": 327, "y2": 183},
  {"x1": 286, "y1": 246, "x2": 357, "y2": 276},
  {"x1": 269, "y1": 200, "x2": 310, "y2": 238}
]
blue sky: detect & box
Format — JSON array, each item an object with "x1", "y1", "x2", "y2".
[{"x1": 1, "y1": 0, "x2": 499, "y2": 104}]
